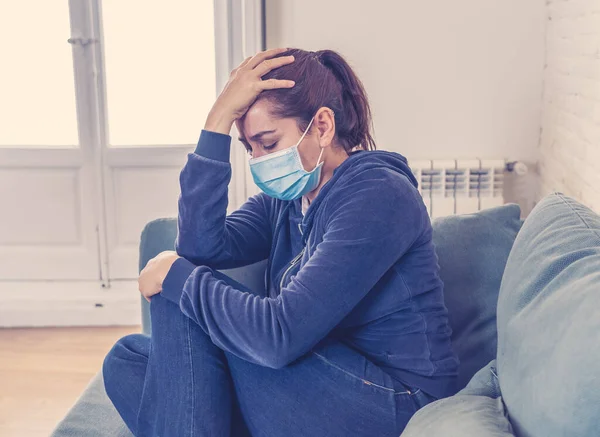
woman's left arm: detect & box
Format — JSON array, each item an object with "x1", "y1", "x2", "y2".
[{"x1": 161, "y1": 173, "x2": 424, "y2": 369}]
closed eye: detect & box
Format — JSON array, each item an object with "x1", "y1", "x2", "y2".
[{"x1": 240, "y1": 141, "x2": 277, "y2": 157}]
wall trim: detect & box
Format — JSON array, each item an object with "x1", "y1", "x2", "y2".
[{"x1": 0, "y1": 280, "x2": 141, "y2": 328}]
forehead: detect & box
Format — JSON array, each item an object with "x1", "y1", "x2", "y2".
[
  {"x1": 237, "y1": 100, "x2": 275, "y2": 138},
  {"x1": 237, "y1": 100, "x2": 297, "y2": 139}
]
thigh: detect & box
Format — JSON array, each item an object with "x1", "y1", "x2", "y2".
[
  {"x1": 102, "y1": 333, "x2": 151, "y2": 435},
  {"x1": 224, "y1": 337, "x2": 420, "y2": 437}
]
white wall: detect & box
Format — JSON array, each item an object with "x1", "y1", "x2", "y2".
[
  {"x1": 266, "y1": 0, "x2": 546, "y2": 162},
  {"x1": 538, "y1": 0, "x2": 600, "y2": 213},
  {"x1": 266, "y1": 0, "x2": 546, "y2": 215}
]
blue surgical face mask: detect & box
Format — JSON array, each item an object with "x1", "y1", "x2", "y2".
[{"x1": 248, "y1": 116, "x2": 324, "y2": 201}]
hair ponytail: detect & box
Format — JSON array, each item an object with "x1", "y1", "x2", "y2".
[
  {"x1": 259, "y1": 48, "x2": 377, "y2": 152},
  {"x1": 316, "y1": 50, "x2": 376, "y2": 151}
]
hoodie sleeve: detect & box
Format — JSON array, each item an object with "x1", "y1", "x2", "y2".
[
  {"x1": 161, "y1": 169, "x2": 424, "y2": 369},
  {"x1": 175, "y1": 129, "x2": 272, "y2": 270}
]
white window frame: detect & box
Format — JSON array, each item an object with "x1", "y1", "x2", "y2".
[{"x1": 0, "y1": 0, "x2": 265, "y2": 327}]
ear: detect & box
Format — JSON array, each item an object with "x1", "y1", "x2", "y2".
[{"x1": 313, "y1": 107, "x2": 336, "y2": 148}]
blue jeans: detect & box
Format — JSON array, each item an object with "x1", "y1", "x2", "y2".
[{"x1": 103, "y1": 273, "x2": 435, "y2": 436}]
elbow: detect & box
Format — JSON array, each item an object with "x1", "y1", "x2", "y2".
[
  {"x1": 175, "y1": 238, "x2": 211, "y2": 266},
  {"x1": 174, "y1": 235, "x2": 189, "y2": 259}
]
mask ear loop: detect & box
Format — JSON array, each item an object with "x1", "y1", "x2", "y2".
[
  {"x1": 298, "y1": 116, "x2": 315, "y2": 145},
  {"x1": 295, "y1": 116, "x2": 316, "y2": 172},
  {"x1": 314, "y1": 145, "x2": 325, "y2": 170}
]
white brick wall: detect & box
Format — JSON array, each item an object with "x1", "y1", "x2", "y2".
[{"x1": 538, "y1": 0, "x2": 600, "y2": 212}]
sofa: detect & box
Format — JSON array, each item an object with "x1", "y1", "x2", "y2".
[{"x1": 50, "y1": 192, "x2": 600, "y2": 436}]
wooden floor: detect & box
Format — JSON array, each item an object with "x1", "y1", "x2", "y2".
[{"x1": 0, "y1": 325, "x2": 142, "y2": 437}]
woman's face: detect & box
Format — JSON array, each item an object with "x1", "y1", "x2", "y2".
[{"x1": 236, "y1": 99, "x2": 328, "y2": 171}]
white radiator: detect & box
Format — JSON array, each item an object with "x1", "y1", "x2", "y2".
[{"x1": 407, "y1": 159, "x2": 505, "y2": 218}]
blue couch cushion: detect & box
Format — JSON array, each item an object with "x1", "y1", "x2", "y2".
[
  {"x1": 402, "y1": 395, "x2": 514, "y2": 437},
  {"x1": 50, "y1": 372, "x2": 133, "y2": 437},
  {"x1": 403, "y1": 361, "x2": 514, "y2": 436},
  {"x1": 497, "y1": 193, "x2": 600, "y2": 436},
  {"x1": 432, "y1": 204, "x2": 523, "y2": 390}
]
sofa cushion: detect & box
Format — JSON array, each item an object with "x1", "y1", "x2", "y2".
[
  {"x1": 402, "y1": 361, "x2": 514, "y2": 436},
  {"x1": 50, "y1": 371, "x2": 132, "y2": 437},
  {"x1": 432, "y1": 203, "x2": 523, "y2": 390},
  {"x1": 497, "y1": 193, "x2": 600, "y2": 436},
  {"x1": 402, "y1": 395, "x2": 514, "y2": 437},
  {"x1": 458, "y1": 359, "x2": 503, "y2": 398},
  {"x1": 403, "y1": 360, "x2": 514, "y2": 436}
]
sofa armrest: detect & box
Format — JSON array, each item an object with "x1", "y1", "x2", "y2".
[{"x1": 138, "y1": 218, "x2": 178, "y2": 335}]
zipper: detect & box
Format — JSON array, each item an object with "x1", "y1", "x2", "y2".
[
  {"x1": 265, "y1": 203, "x2": 293, "y2": 294},
  {"x1": 279, "y1": 247, "x2": 305, "y2": 291}
]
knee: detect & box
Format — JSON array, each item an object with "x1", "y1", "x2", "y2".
[
  {"x1": 102, "y1": 348, "x2": 117, "y2": 399},
  {"x1": 102, "y1": 334, "x2": 149, "y2": 396}
]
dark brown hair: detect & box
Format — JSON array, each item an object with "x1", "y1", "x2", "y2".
[{"x1": 257, "y1": 48, "x2": 376, "y2": 152}]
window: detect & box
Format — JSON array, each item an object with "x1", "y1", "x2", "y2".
[
  {"x1": 102, "y1": 0, "x2": 216, "y2": 146},
  {"x1": 0, "y1": 1, "x2": 78, "y2": 147}
]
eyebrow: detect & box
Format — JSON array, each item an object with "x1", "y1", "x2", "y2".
[{"x1": 238, "y1": 130, "x2": 277, "y2": 143}]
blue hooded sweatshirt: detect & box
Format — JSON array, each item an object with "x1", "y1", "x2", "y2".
[{"x1": 161, "y1": 129, "x2": 460, "y2": 399}]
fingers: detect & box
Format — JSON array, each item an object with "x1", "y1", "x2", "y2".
[
  {"x1": 237, "y1": 56, "x2": 253, "y2": 70},
  {"x1": 139, "y1": 281, "x2": 155, "y2": 303},
  {"x1": 259, "y1": 78, "x2": 296, "y2": 90},
  {"x1": 254, "y1": 55, "x2": 295, "y2": 78},
  {"x1": 245, "y1": 47, "x2": 289, "y2": 70},
  {"x1": 138, "y1": 272, "x2": 151, "y2": 302}
]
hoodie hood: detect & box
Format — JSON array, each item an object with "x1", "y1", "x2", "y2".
[{"x1": 298, "y1": 150, "x2": 419, "y2": 243}]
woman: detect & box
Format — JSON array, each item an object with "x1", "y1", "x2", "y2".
[{"x1": 103, "y1": 47, "x2": 459, "y2": 437}]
